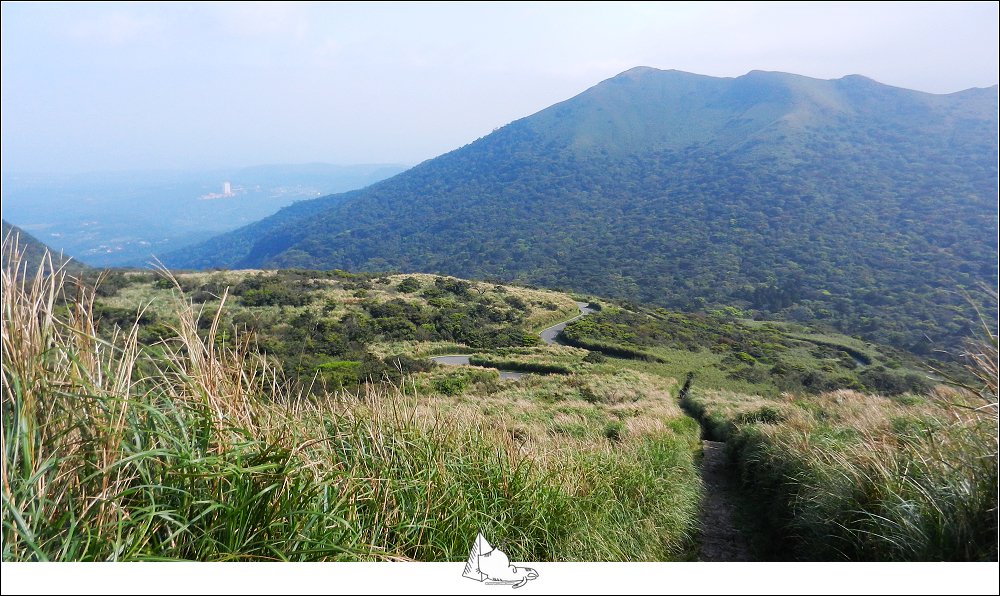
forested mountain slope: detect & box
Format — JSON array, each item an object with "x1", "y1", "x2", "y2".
[{"x1": 165, "y1": 68, "x2": 999, "y2": 353}]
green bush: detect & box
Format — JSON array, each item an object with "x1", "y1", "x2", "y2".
[
  {"x1": 316, "y1": 360, "x2": 362, "y2": 389},
  {"x1": 859, "y1": 366, "x2": 933, "y2": 396},
  {"x1": 467, "y1": 355, "x2": 573, "y2": 375},
  {"x1": 433, "y1": 373, "x2": 469, "y2": 396},
  {"x1": 395, "y1": 277, "x2": 422, "y2": 293}
]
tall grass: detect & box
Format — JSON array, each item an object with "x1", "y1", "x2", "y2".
[
  {"x1": 684, "y1": 386, "x2": 998, "y2": 560},
  {"x1": 2, "y1": 239, "x2": 353, "y2": 560},
  {"x1": 1, "y1": 236, "x2": 700, "y2": 561}
]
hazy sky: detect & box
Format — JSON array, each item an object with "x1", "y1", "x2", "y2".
[{"x1": 2, "y1": 1, "x2": 997, "y2": 174}]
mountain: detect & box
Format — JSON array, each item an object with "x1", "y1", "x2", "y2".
[
  {"x1": 164, "y1": 68, "x2": 999, "y2": 353},
  {"x1": 2, "y1": 219, "x2": 87, "y2": 271}
]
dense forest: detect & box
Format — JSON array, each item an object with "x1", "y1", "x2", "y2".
[{"x1": 165, "y1": 68, "x2": 999, "y2": 354}]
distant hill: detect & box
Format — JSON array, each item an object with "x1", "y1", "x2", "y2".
[
  {"x1": 2, "y1": 219, "x2": 87, "y2": 271},
  {"x1": 165, "y1": 68, "x2": 999, "y2": 353}
]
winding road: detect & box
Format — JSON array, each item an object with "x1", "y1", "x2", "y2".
[
  {"x1": 430, "y1": 301, "x2": 595, "y2": 377},
  {"x1": 539, "y1": 301, "x2": 596, "y2": 345}
]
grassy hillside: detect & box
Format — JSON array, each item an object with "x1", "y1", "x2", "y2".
[
  {"x1": 2, "y1": 244, "x2": 700, "y2": 562},
  {"x1": 79, "y1": 266, "x2": 951, "y2": 398},
  {"x1": 560, "y1": 303, "x2": 945, "y2": 397},
  {"x1": 165, "y1": 68, "x2": 998, "y2": 354},
  {"x1": 4, "y1": 238, "x2": 995, "y2": 561},
  {"x1": 83, "y1": 268, "x2": 580, "y2": 389},
  {"x1": 682, "y1": 386, "x2": 997, "y2": 560}
]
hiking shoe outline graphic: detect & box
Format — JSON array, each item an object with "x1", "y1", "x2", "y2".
[{"x1": 462, "y1": 532, "x2": 540, "y2": 589}]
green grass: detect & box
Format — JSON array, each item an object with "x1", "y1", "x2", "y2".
[
  {"x1": 613, "y1": 351, "x2": 776, "y2": 396},
  {"x1": 562, "y1": 305, "x2": 939, "y2": 397},
  {"x1": 10, "y1": 238, "x2": 991, "y2": 563},
  {"x1": 558, "y1": 328, "x2": 666, "y2": 362},
  {"x1": 682, "y1": 387, "x2": 998, "y2": 560},
  {"x1": 1, "y1": 239, "x2": 702, "y2": 561}
]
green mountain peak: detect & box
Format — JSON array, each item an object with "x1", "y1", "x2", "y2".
[{"x1": 165, "y1": 69, "x2": 998, "y2": 353}]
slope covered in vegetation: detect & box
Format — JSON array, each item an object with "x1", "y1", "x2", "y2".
[
  {"x1": 560, "y1": 303, "x2": 943, "y2": 397},
  {"x1": 682, "y1": 384, "x2": 997, "y2": 560},
  {"x1": 1, "y1": 219, "x2": 86, "y2": 271},
  {"x1": 4, "y1": 240, "x2": 995, "y2": 561},
  {"x1": 166, "y1": 68, "x2": 999, "y2": 354},
  {"x1": 1, "y1": 243, "x2": 701, "y2": 562}
]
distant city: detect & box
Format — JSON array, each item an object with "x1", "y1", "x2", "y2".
[{"x1": 199, "y1": 181, "x2": 239, "y2": 200}]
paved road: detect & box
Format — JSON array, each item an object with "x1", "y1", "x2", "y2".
[
  {"x1": 429, "y1": 354, "x2": 526, "y2": 379},
  {"x1": 430, "y1": 355, "x2": 472, "y2": 366},
  {"x1": 431, "y1": 301, "x2": 596, "y2": 379},
  {"x1": 539, "y1": 301, "x2": 596, "y2": 345}
]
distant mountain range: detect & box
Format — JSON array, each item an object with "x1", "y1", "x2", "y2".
[{"x1": 164, "y1": 68, "x2": 999, "y2": 352}]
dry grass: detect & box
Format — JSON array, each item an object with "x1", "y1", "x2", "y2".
[
  {"x1": 2, "y1": 236, "x2": 702, "y2": 561},
  {"x1": 684, "y1": 379, "x2": 998, "y2": 560},
  {"x1": 408, "y1": 368, "x2": 686, "y2": 453}
]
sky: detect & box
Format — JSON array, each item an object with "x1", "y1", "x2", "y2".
[{"x1": 2, "y1": 1, "x2": 998, "y2": 174}]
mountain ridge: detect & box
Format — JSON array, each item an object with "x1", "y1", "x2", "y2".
[{"x1": 164, "y1": 68, "x2": 999, "y2": 353}]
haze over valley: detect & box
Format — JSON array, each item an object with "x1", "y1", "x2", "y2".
[{"x1": 1, "y1": 163, "x2": 406, "y2": 266}]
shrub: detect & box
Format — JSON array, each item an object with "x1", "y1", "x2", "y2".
[
  {"x1": 433, "y1": 373, "x2": 469, "y2": 396},
  {"x1": 395, "y1": 277, "x2": 422, "y2": 293},
  {"x1": 316, "y1": 360, "x2": 362, "y2": 390},
  {"x1": 859, "y1": 366, "x2": 933, "y2": 396},
  {"x1": 1, "y1": 239, "x2": 703, "y2": 563}
]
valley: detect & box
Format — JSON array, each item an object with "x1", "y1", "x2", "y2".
[{"x1": 1, "y1": 163, "x2": 407, "y2": 267}]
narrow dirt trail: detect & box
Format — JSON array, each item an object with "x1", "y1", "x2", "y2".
[{"x1": 697, "y1": 440, "x2": 752, "y2": 561}]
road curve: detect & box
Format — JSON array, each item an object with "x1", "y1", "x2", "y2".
[
  {"x1": 430, "y1": 300, "x2": 596, "y2": 378},
  {"x1": 539, "y1": 301, "x2": 596, "y2": 345},
  {"x1": 427, "y1": 354, "x2": 526, "y2": 380}
]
